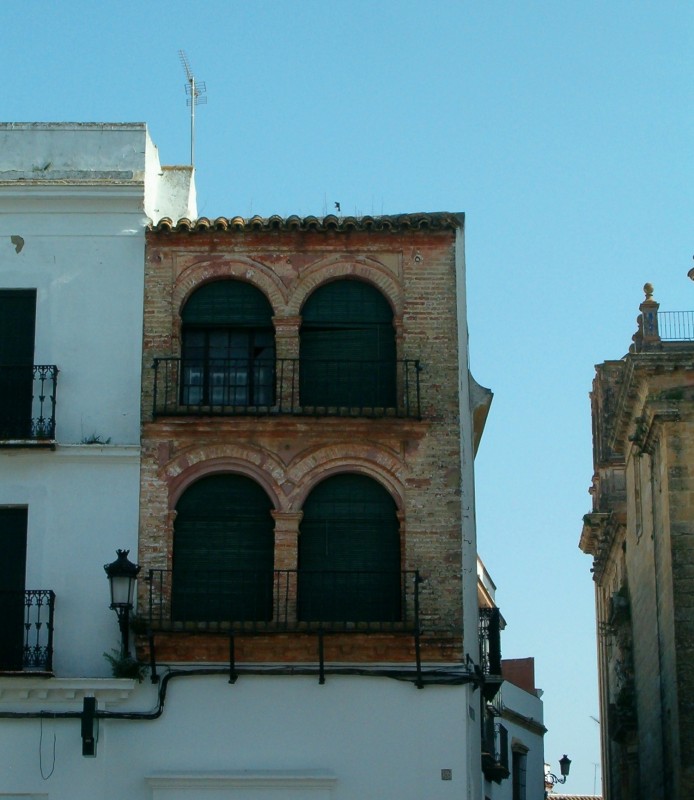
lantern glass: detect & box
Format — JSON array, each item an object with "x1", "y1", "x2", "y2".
[
  {"x1": 110, "y1": 573, "x2": 135, "y2": 608},
  {"x1": 559, "y1": 755, "x2": 571, "y2": 777},
  {"x1": 104, "y1": 549, "x2": 140, "y2": 609}
]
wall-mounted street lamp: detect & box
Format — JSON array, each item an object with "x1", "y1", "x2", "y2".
[
  {"x1": 104, "y1": 549, "x2": 140, "y2": 658},
  {"x1": 545, "y1": 754, "x2": 571, "y2": 791}
]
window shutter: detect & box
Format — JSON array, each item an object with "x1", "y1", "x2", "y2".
[
  {"x1": 173, "y1": 475, "x2": 274, "y2": 622},
  {"x1": 182, "y1": 281, "x2": 273, "y2": 327},
  {"x1": 300, "y1": 281, "x2": 396, "y2": 408},
  {"x1": 298, "y1": 474, "x2": 400, "y2": 622}
]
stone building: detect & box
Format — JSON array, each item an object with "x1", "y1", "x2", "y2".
[{"x1": 580, "y1": 284, "x2": 694, "y2": 799}]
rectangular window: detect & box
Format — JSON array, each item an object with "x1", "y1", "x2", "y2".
[{"x1": 512, "y1": 750, "x2": 527, "y2": 800}]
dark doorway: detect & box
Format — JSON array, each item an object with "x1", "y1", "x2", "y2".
[
  {"x1": 0, "y1": 508, "x2": 28, "y2": 670},
  {"x1": 0, "y1": 290, "x2": 37, "y2": 438}
]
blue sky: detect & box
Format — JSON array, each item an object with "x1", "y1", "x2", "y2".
[{"x1": 3, "y1": 1, "x2": 692, "y2": 793}]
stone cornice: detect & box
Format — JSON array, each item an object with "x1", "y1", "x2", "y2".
[
  {"x1": 580, "y1": 511, "x2": 625, "y2": 584},
  {"x1": 602, "y1": 351, "x2": 694, "y2": 459},
  {"x1": 500, "y1": 705, "x2": 547, "y2": 736}
]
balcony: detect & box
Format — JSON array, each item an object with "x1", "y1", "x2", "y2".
[
  {"x1": 632, "y1": 300, "x2": 694, "y2": 351},
  {"x1": 152, "y1": 358, "x2": 422, "y2": 419},
  {"x1": 479, "y1": 607, "x2": 502, "y2": 700},
  {"x1": 141, "y1": 569, "x2": 423, "y2": 683},
  {"x1": 0, "y1": 365, "x2": 58, "y2": 444},
  {"x1": 481, "y1": 718, "x2": 510, "y2": 783},
  {"x1": 0, "y1": 589, "x2": 55, "y2": 673},
  {"x1": 144, "y1": 568, "x2": 420, "y2": 634}
]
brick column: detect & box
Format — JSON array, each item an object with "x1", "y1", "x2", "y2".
[
  {"x1": 273, "y1": 316, "x2": 301, "y2": 411},
  {"x1": 272, "y1": 510, "x2": 303, "y2": 625}
]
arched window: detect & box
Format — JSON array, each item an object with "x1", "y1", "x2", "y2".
[
  {"x1": 299, "y1": 280, "x2": 396, "y2": 409},
  {"x1": 181, "y1": 281, "x2": 275, "y2": 408},
  {"x1": 172, "y1": 474, "x2": 274, "y2": 623},
  {"x1": 298, "y1": 473, "x2": 401, "y2": 623}
]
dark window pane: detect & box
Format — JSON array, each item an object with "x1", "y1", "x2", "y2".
[{"x1": 181, "y1": 281, "x2": 275, "y2": 407}]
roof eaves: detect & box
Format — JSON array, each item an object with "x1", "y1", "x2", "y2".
[{"x1": 149, "y1": 212, "x2": 464, "y2": 235}]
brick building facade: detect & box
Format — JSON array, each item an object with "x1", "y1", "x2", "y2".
[
  {"x1": 138, "y1": 212, "x2": 489, "y2": 672},
  {"x1": 580, "y1": 284, "x2": 694, "y2": 799},
  {"x1": 128, "y1": 211, "x2": 502, "y2": 798}
]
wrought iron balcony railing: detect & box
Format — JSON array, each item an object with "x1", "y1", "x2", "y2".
[
  {"x1": 0, "y1": 589, "x2": 55, "y2": 672},
  {"x1": 152, "y1": 358, "x2": 421, "y2": 419},
  {"x1": 479, "y1": 606, "x2": 502, "y2": 676},
  {"x1": 481, "y1": 718, "x2": 510, "y2": 783},
  {"x1": 144, "y1": 568, "x2": 421, "y2": 634},
  {"x1": 0, "y1": 365, "x2": 58, "y2": 441}
]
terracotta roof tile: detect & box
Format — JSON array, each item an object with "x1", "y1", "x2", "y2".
[
  {"x1": 549, "y1": 795, "x2": 603, "y2": 800},
  {"x1": 150, "y1": 212, "x2": 464, "y2": 235}
]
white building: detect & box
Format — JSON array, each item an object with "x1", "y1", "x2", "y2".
[
  {"x1": 0, "y1": 122, "x2": 194, "y2": 792},
  {"x1": 0, "y1": 122, "x2": 511, "y2": 800},
  {"x1": 478, "y1": 561, "x2": 546, "y2": 800}
]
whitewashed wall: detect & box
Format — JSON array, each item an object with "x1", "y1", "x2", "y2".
[
  {"x1": 0, "y1": 124, "x2": 194, "y2": 677},
  {"x1": 485, "y1": 680, "x2": 546, "y2": 800},
  {"x1": 0, "y1": 675, "x2": 477, "y2": 800}
]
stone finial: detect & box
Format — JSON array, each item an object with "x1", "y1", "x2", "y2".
[{"x1": 637, "y1": 282, "x2": 660, "y2": 347}]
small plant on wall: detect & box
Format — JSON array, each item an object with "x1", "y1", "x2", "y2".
[{"x1": 103, "y1": 649, "x2": 148, "y2": 682}]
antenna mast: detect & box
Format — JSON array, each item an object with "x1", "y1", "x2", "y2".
[{"x1": 178, "y1": 50, "x2": 207, "y2": 167}]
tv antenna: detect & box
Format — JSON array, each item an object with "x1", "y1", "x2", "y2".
[{"x1": 178, "y1": 50, "x2": 207, "y2": 167}]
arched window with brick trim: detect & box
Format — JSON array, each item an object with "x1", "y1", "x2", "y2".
[
  {"x1": 299, "y1": 279, "x2": 396, "y2": 409},
  {"x1": 298, "y1": 473, "x2": 401, "y2": 623},
  {"x1": 181, "y1": 280, "x2": 275, "y2": 409},
  {"x1": 172, "y1": 474, "x2": 274, "y2": 622}
]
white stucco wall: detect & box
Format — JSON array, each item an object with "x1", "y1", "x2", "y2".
[
  {"x1": 0, "y1": 187, "x2": 147, "y2": 444},
  {"x1": 0, "y1": 675, "x2": 477, "y2": 800},
  {"x1": 485, "y1": 681, "x2": 545, "y2": 800},
  {"x1": 0, "y1": 447, "x2": 140, "y2": 676},
  {"x1": 0, "y1": 125, "x2": 194, "y2": 681},
  {"x1": 452, "y1": 220, "x2": 486, "y2": 800}
]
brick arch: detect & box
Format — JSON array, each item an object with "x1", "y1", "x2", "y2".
[
  {"x1": 162, "y1": 446, "x2": 287, "y2": 511},
  {"x1": 285, "y1": 444, "x2": 405, "y2": 512},
  {"x1": 173, "y1": 257, "x2": 289, "y2": 320},
  {"x1": 287, "y1": 256, "x2": 403, "y2": 317}
]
